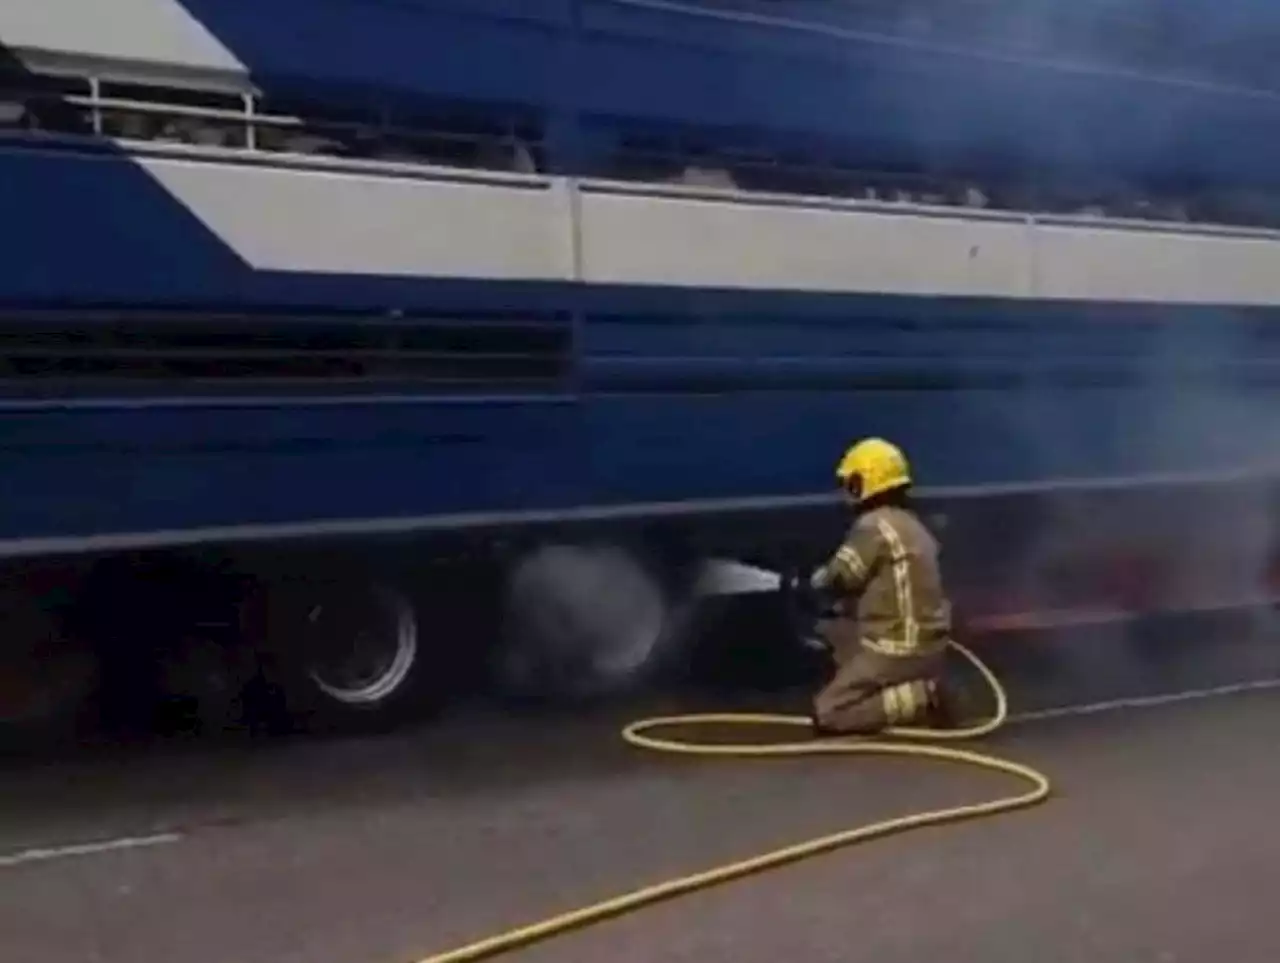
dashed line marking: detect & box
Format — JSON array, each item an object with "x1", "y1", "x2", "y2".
[
  {"x1": 0, "y1": 831, "x2": 183, "y2": 869},
  {"x1": 1, "y1": 677, "x2": 1276, "y2": 870},
  {"x1": 1011, "y1": 677, "x2": 1280, "y2": 722}
]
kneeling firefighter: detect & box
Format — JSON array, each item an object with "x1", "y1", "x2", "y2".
[{"x1": 806, "y1": 437, "x2": 955, "y2": 736}]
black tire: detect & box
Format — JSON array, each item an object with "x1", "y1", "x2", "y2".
[
  {"x1": 491, "y1": 542, "x2": 697, "y2": 705},
  {"x1": 254, "y1": 577, "x2": 448, "y2": 734},
  {"x1": 686, "y1": 566, "x2": 826, "y2": 692},
  {"x1": 0, "y1": 583, "x2": 100, "y2": 750}
]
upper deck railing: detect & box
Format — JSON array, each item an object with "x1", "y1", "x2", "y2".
[{"x1": 5, "y1": 58, "x2": 1280, "y2": 233}]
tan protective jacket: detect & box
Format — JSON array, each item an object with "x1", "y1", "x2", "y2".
[{"x1": 814, "y1": 505, "x2": 951, "y2": 659}]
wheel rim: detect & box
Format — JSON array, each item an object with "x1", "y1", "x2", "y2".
[{"x1": 305, "y1": 586, "x2": 418, "y2": 706}]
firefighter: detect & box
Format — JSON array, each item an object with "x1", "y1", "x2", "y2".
[{"x1": 807, "y1": 437, "x2": 954, "y2": 736}]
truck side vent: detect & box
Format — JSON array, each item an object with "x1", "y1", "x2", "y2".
[{"x1": 0, "y1": 312, "x2": 575, "y2": 397}]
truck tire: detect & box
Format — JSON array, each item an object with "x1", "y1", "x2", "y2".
[
  {"x1": 254, "y1": 578, "x2": 446, "y2": 733},
  {"x1": 492, "y1": 543, "x2": 695, "y2": 704},
  {"x1": 0, "y1": 585, "x2": 99, "y2": 748}
]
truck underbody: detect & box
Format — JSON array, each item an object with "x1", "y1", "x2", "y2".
[{"x1": 3, "y1": 471, "x2": 1277, "y2": 749}]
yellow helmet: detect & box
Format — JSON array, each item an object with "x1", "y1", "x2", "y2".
[{"x1": 835, "y1": 437, "x2": 912, "y2": 501}]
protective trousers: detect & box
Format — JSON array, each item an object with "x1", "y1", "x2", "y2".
[{"x1": 811, "y1": 618, "x2": 946, "y2": 735}]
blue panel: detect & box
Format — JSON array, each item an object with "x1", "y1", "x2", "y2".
[
  {"x1": 577, "y1": 2, "x2": 1280, "y2": 182},
  {"x1": 168, "y1": 0, "x2": 1280, "y2": 183},
  {"x1": 4, "y1": 368, "x2": 1273, "y2": 542},
  {"x1": 0, "y1": 399, "x2": 585, "y2": 539},
  {"x1": 0, "y1": 149, "x2": 249, "y2": 306},
  {"x1": 3, "y1": 13, "x2": 1279, "y2": 544},
  {"x1": 178, "y1": 0, "x2": 567, "y2": 105},
  {"x1": 572, "y1": 31, "x2": 1245, "y2": 180},
  {"x1": 0, "y1": 146, "x2": 584, "y2": 311},
  {"x1": 0, "y1": 276, "x2": 1273, "y2": 543},
  {"x1": 0, "y1": 41, "x2": 250, "y2": 304},
  {"x1": 578, "y1": 390, "x2": 1091, "y2": 497},
  {"x1": 578, "y1": 310, "x2": 1158, "y2": 360}
]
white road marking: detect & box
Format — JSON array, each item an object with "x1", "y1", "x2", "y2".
[
  {"x1": 0, "y1": 831, "x2": 182, "y2": 869},
  {"x1": 1, "y1": 676, "x2": 1276, "y2": 871},
  {"x1": 1011, "y1": 677, "x2": 1280, "y2": 723}
]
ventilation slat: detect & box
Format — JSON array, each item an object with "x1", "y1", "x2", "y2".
[{"x1": 0, "y1": 313, "x2": 576, "y2": 396}]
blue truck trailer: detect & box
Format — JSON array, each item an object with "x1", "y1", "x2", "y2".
[{"x1": 1, "y1": 0, "x2": 1279, "y2": 737}]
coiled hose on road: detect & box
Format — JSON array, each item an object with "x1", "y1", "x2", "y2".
[{"x1": 418, "y1": 640, "x2": 1052, "y2": 963}]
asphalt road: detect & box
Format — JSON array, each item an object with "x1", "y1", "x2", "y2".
[{"x1": 1, "y1": 690, "x2": 1277, "y2": 963}]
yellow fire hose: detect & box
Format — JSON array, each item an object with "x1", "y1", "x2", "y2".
[{"x1": 418, "y1": 640, "x2": 1051, "y2": 963}]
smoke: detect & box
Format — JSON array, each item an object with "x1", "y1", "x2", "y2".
[
  {"x1": 867, "y1": 0, "x2": 1280, "y2": 614},
  {"x1": 1003, "y1": 310, "x2": 1280, "y2": 619},
  {"x1": 1122, "y1": 319, "x2": 1280, "y2": 606},
  {"x1": 817, "y1": 0, "x2": 1280, "y2": 196},
  {"x1": 501, "y1": 2, "x2": 1280, "y2": 698},
  {"x1": 633, "y1": 0, "x2": 1280, "y2": 192},
  {"x1": 493, "y1": 544, "x2": 686, "y2": 701}
]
